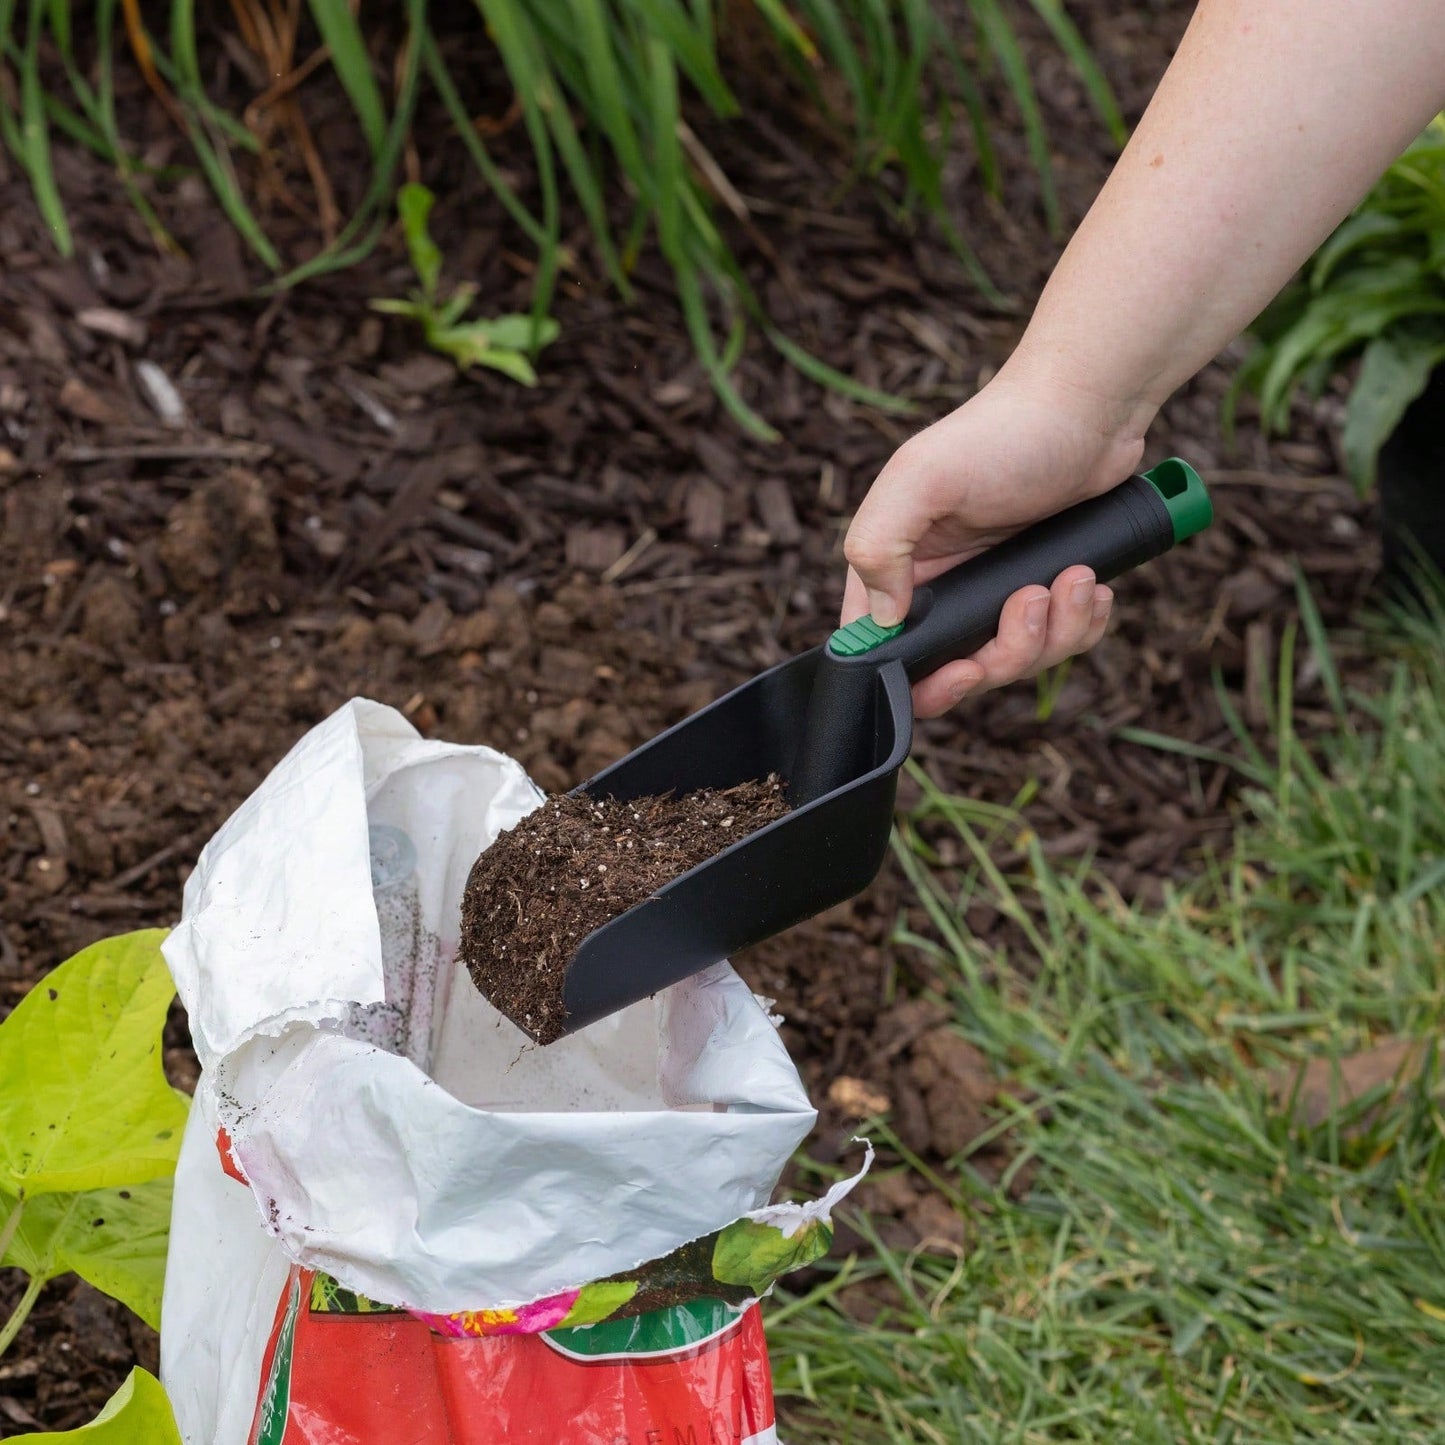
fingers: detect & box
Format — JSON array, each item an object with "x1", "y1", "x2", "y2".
[
  {"x1": 1038, "y1": 566, "x2": 1106, "y2": 672},
  {"x1": 913, "y1": 660, "x2": 987, "y2": 720},
  {"x1": 911, "y1": 567, "x2": 1115, "y2": 719},
  {"x1": 1079, "y1": 582, "x2": 1114, "y2": 656}
]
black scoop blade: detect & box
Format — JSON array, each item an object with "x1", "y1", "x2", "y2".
[{"x1": 554, "y1": 651, "x2": 912, "y2": 1035}]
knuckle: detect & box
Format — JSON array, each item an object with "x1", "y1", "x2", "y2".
[{"x1": 843, "y1": 530, "x2": 893, "y2": 574}]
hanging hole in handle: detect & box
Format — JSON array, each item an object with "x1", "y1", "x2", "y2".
[{"x1": 1143, "y1": 458, "x2": 1213, "y2": 543}]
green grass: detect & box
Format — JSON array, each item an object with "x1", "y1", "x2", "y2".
[
  {"x1": 0, "y1": 1, "x2": 1125, "y2": 431},
  {"x1": 770, "y1": 598, "x2": 1445, "y2": 1443}
]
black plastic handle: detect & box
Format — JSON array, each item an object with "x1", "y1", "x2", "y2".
[
  {"x1": 789, "y1": 462, "x2": 1211, "y2": 805},
  {"x1": 865, "y1": 472, "x2": 1175, "y2": 682}
]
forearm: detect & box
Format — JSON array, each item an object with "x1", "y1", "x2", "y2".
[{"x1": 1010, "y1": 0, "x2": 1445, "y2": 436}]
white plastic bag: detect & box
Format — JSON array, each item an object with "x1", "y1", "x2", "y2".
[{"x1": 160, "y1": 699, "x2": 826, "y2": 1443}]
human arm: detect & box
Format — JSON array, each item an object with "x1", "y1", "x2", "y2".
[{"x1": 845, "y1": 0, "x2": 1445, "y2": 718}]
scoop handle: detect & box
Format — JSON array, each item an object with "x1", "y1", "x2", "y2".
[
  {"x1": 789, "y1": 460, "x2": 1211, "y2": 806},
  {"x1": 827, "y1": 460, "x2": 1211, "y2": 683}
]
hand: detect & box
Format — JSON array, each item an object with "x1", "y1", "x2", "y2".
[{"x1": 842, "y1": 364, "x2": 1152, "y2": 719}]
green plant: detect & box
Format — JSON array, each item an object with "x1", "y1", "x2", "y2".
[
  {"x1": 0, "y1": 1, "x2": 1123, "y2": 435},
  {"x1": 13, "y1": 1367, "x2": 182, "y2": 1442},
  {"x1": 1232, "y1": 115, "x2": 1445, "y2": 489},
  {"x1": 371, "y1": 183, "x2": 560, "y2": 385},
  {"x1": 0, "y1": 930, "x2": 188, "y2": 1436},
  {"x1": 770, "y1": 593, "x2": 1445, "y2": 1441}
]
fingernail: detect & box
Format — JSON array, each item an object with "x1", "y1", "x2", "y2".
[
  {"x1": 868, "y1": 592, "x2": 901, "y2": 628},
  {"x1": 950, "y1": 674, "x2": 979, "y2": 704},
  {"x1": 1025, "y1": 596, "x2": 1049, "y2": 633},
  {"x1": 1071, "y1": 577, "x2": 1095, "y2": 606},
  {"x1": 1092, "y1": 586, "x2": 1113, "y2": 618}
]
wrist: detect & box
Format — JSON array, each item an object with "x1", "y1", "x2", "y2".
[{"x1": 1000, "y1": 330, "x2": 1162, "y2": 451}]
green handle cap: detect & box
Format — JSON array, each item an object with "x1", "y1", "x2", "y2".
[
  {"x1": 1143, "y1": 457, "x2": 1213, "y2": 543},
  {"x1": 829, "y1": 614, "x2": 904, "y2": 657}
]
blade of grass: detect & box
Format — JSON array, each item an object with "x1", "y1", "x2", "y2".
[
  {"x1": 970, "y1": 0, "x2": 1060, "y2": 232},
  {"x1": 273, "y1": 0, "x2": 428, "y2": 287},
  {"x1": 566, "y1": 0, "x2": 646, "y2": 181},
  {"x1": 645, "y1": 31, "x2": 775, "y2": 438},
  {"x1": 167, "y1": 0, "x2": 280, "y2": 268},
  {"x1": 19, "y1": 0, "x2": 72, "y2": 254},
  {"x1": 624, "y1": 0, "x2": 736, "y2": 115},
  {"x1": 764, "y1": 324, "x2": 916, "y2": 413},
  {"x1": 305, "y1": 0, "x2": 387, "y2": 157},
  {"x1": 474, "y1": 0, "x2": 629, "y2": 297},
  {"x1": 420, "y1": 28, "x2": 560, "y2": 328},
  {"x1": 1025, "y1": 0, "x2": 1127, "y2": 146}
]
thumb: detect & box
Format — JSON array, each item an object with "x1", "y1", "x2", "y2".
[{"x1": 843, "y1": 498, "x2": 926, "y2": 629}]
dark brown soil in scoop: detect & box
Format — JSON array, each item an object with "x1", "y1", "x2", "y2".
[{"x1": 458, "y1": 778, "x2": 790, "y2": 1042}]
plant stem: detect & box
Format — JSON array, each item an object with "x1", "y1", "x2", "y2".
[
  {"x1": 0, "y1": 1198, "x2": 38, "y2": 1362},
  {"x1": 0, "y1": 1273, "x2": 43, "y2": 1360},
  {"x1": 0, "y1": 1197, "x2": 21, "y2": 1264}
]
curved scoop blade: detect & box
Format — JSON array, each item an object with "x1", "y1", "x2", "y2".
[{"x1": 552, "y1": 652, "x2": 912, "y2": 1037}]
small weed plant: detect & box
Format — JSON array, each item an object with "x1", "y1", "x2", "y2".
[{"x1": 371, "y1": 184, "x2": 560, "y2": 385}]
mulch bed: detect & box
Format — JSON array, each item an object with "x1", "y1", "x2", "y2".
[{"x1": 0, "y1": 0, "x2": 1386, "y2": 1429}]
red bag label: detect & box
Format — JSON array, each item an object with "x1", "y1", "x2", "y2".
[{"x1": 249, "y1": 1267, "x2": 778, "y2": 1444}]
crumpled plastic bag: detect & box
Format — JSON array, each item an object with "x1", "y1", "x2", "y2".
[{"x1": 159, "y1": 699, "x2": 863, "y2": 1444}]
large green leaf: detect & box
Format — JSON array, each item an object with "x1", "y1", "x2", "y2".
[
  {"x1": 2, "y1": 1178, "x2": 173, "y2": 1330},
  {"x1": 9, "y1": 1368, "x2": 181, "y2": 1443},
  {"x1": 1257, "y1": 265, "x2": 1445, "y2": 428},
  {"x1": 1242, "y1": 113, "x2": 1445, "y2": 451},
  {"x1": 1342, "y1": 331, "x2": 1445, "y2": 490},
  {"x1": 0, "y1": 930, "x2": 187, "y2": 1196},
  {"x1": 1311, "y1": 211, "x2": 1409, "y2": 290}
]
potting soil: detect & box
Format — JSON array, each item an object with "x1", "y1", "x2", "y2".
[{"x1": 458, "y1": 777, "x2": 790, "y2": 1043}]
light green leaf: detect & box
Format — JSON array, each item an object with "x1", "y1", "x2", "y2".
[
  {"x1": 0, "y1": 930, "x2": 187, "y2": 1196},
  {"x1": 471, "y1": 314, "x2": 561, "y2": 352},
  {"x1": 429, "y1": 322, "x2": 545, "y2": 383},
  {"x1": 8, "y1": 1367, "x2": 181, "y2": 1443},
  {"x1": 397, "y1": 182, "x2": 442, "y2": 302},
  {"x1": 1342, "y1": 332, "x2": 1445, "y2": 490},
  {"x1": 462, "y1": 344, "x2": 541, "y2": 387},
  {"x1": 3, "y1": 1178, "x2": 174, "y2": 1330},
  {"x1": 711, "y1": 1217, "x2": 832, "y2": 1296},
  {"x1": 559, "y1": 1279, "x2": 638, "y2": 1327},
  {"x1": 368, "y1": 297, "x2": 426, "y2": 319}
]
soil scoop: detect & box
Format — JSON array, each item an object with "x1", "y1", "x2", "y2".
[{"x1": 476, "y1": 459, "x2": 1212, "y2": 1041}]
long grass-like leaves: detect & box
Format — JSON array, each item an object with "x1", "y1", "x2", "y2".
[
  {"x1": 773, "y1": 607, "x2": 1445, "y2": 1442},
  {"x1": 9, "y1": 0, "x2": 1125, "y2": 417}
]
